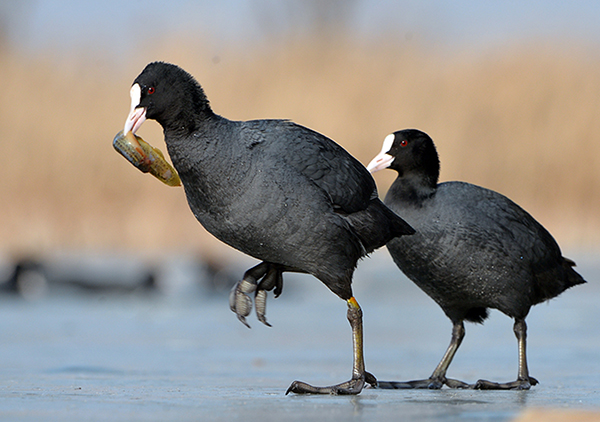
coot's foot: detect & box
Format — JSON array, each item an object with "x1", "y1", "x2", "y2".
[
  {"x1": 286, "y1": 371, "x2": 377, "y2": 395},
  {"x1": 229, "y1": 278, "x2": 256, "y2": 328},
  {"x1": 230, "y1": 262, "x2": 280, "y2": 328},
  {"x1": 230, "y1": 262, "x2": 285, "y2": 328},
  {"x1": 376, "y1": 377, "x2": 471, "y2": 389},
  {"x1": 254, "y1": 265, "x2": 283, "y2": 327},
  {"x1": 445, "y1": 378, "x2": 473, "y2": 389},
  {"x1": 474, "y1": 376, "x2": 538, "y2": 390}
]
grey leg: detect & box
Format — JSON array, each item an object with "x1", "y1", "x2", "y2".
[
  {"x1": 377, "y1": 321, "x2": 471, "y2": 389},
  {"x1": 474, "y1": 318, "x2": 539, "y2": 390}
]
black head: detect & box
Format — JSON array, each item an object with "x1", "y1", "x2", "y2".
[
  {"x1": 124, "y1": 62, "x2": 212, "y2": 136},
  {"x1": 367, "y1": 129, "x2": 440, "y2": 188}
]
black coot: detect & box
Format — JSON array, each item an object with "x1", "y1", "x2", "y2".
[
  {"x1": 122, "y1": 62, "x2": 414, "y2": 395},
  {"x1": 367, "y1": 129, "x2": 586, "y2": 390}
]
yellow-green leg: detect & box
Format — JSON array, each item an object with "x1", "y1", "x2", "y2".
[{"x1": 286, "y1": 297, "x2": 376, "y2": 395}]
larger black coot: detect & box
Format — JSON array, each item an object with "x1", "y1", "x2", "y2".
[
  {"x1": 122, "y1": 62, "x2": 414, "y2": 395},
  {"x1": 367, "y1": 129, "x2": 586, "y2": 390}
]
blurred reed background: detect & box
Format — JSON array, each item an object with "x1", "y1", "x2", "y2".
[{"x1": 1, "y1": 1, "x2": 599, "y2": 265}]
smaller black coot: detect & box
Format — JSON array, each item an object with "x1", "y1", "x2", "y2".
[{"x1": 367, "y1": 129, "x2": 586, "y2": 390}]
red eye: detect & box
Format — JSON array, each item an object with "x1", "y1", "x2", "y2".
[
  {"x1": 400, "y1": 139, "x2": 408, "y2": 147},
  {"x1": 147, "y1": 86, "x2": 155, "y2": 95}
]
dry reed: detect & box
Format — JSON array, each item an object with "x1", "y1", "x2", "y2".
[{"x1": 1, "y1": 36, "x2": 599, "y2": 261}]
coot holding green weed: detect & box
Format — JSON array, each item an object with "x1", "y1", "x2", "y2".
[{"x1": 121, "y1": 62, "x2": 414, "y2": 394}]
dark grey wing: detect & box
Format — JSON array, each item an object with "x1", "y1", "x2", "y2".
[
  {"x1": 475, "y1": 186, "x2": 562, "y2": 261},
  {"x1": 241, "y1": 120, "x2": 376, "y2": 214},
  {"x1": 438, "y1": 183, "x2": 564, "y2": 278}
]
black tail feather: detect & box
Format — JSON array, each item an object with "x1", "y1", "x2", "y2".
[
  {"x1": 563, "y1": 257, "x2": 587, "y2": 289},
  {"x1": 347, "y1": 199, "x2": 415, "y2": 255}
]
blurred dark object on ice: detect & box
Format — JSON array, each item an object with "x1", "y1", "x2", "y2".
[{"x1": 0, "y1": 252, "x2": 242, "y2": 300}]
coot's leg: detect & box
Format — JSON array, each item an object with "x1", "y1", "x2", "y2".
[
  {"x1": 286, "y1": 297, "x2": 377, "y2": 395},
  {"x1": 474, "y1": 318, "x2": 539, "y2": 390},
  {"x1": 229, "y1": 262, "x2": 270, "y2": 328},
  {"x1": 377, "y1": 320, "x2": 471, "y2": 389}
]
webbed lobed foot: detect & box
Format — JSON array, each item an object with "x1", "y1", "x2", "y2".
[
  {"x1": 255, "y1": 265, "x2": 283, "y2": 327},
  {"x1": 229, "y1": 278, "x2": 256, "y2": 328},
  {"x1": 286, "y1": 371, "x2": 377, "y2": 395},
  {"x1": 376, "y1": 376, "x2": 471, "y2": 390},
  {"x1": 229, "y1": 262, "x2": 285, "y2": 328},
  {"x1": 474, "y1": 376, "x2": 538, "y2": 390}
]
